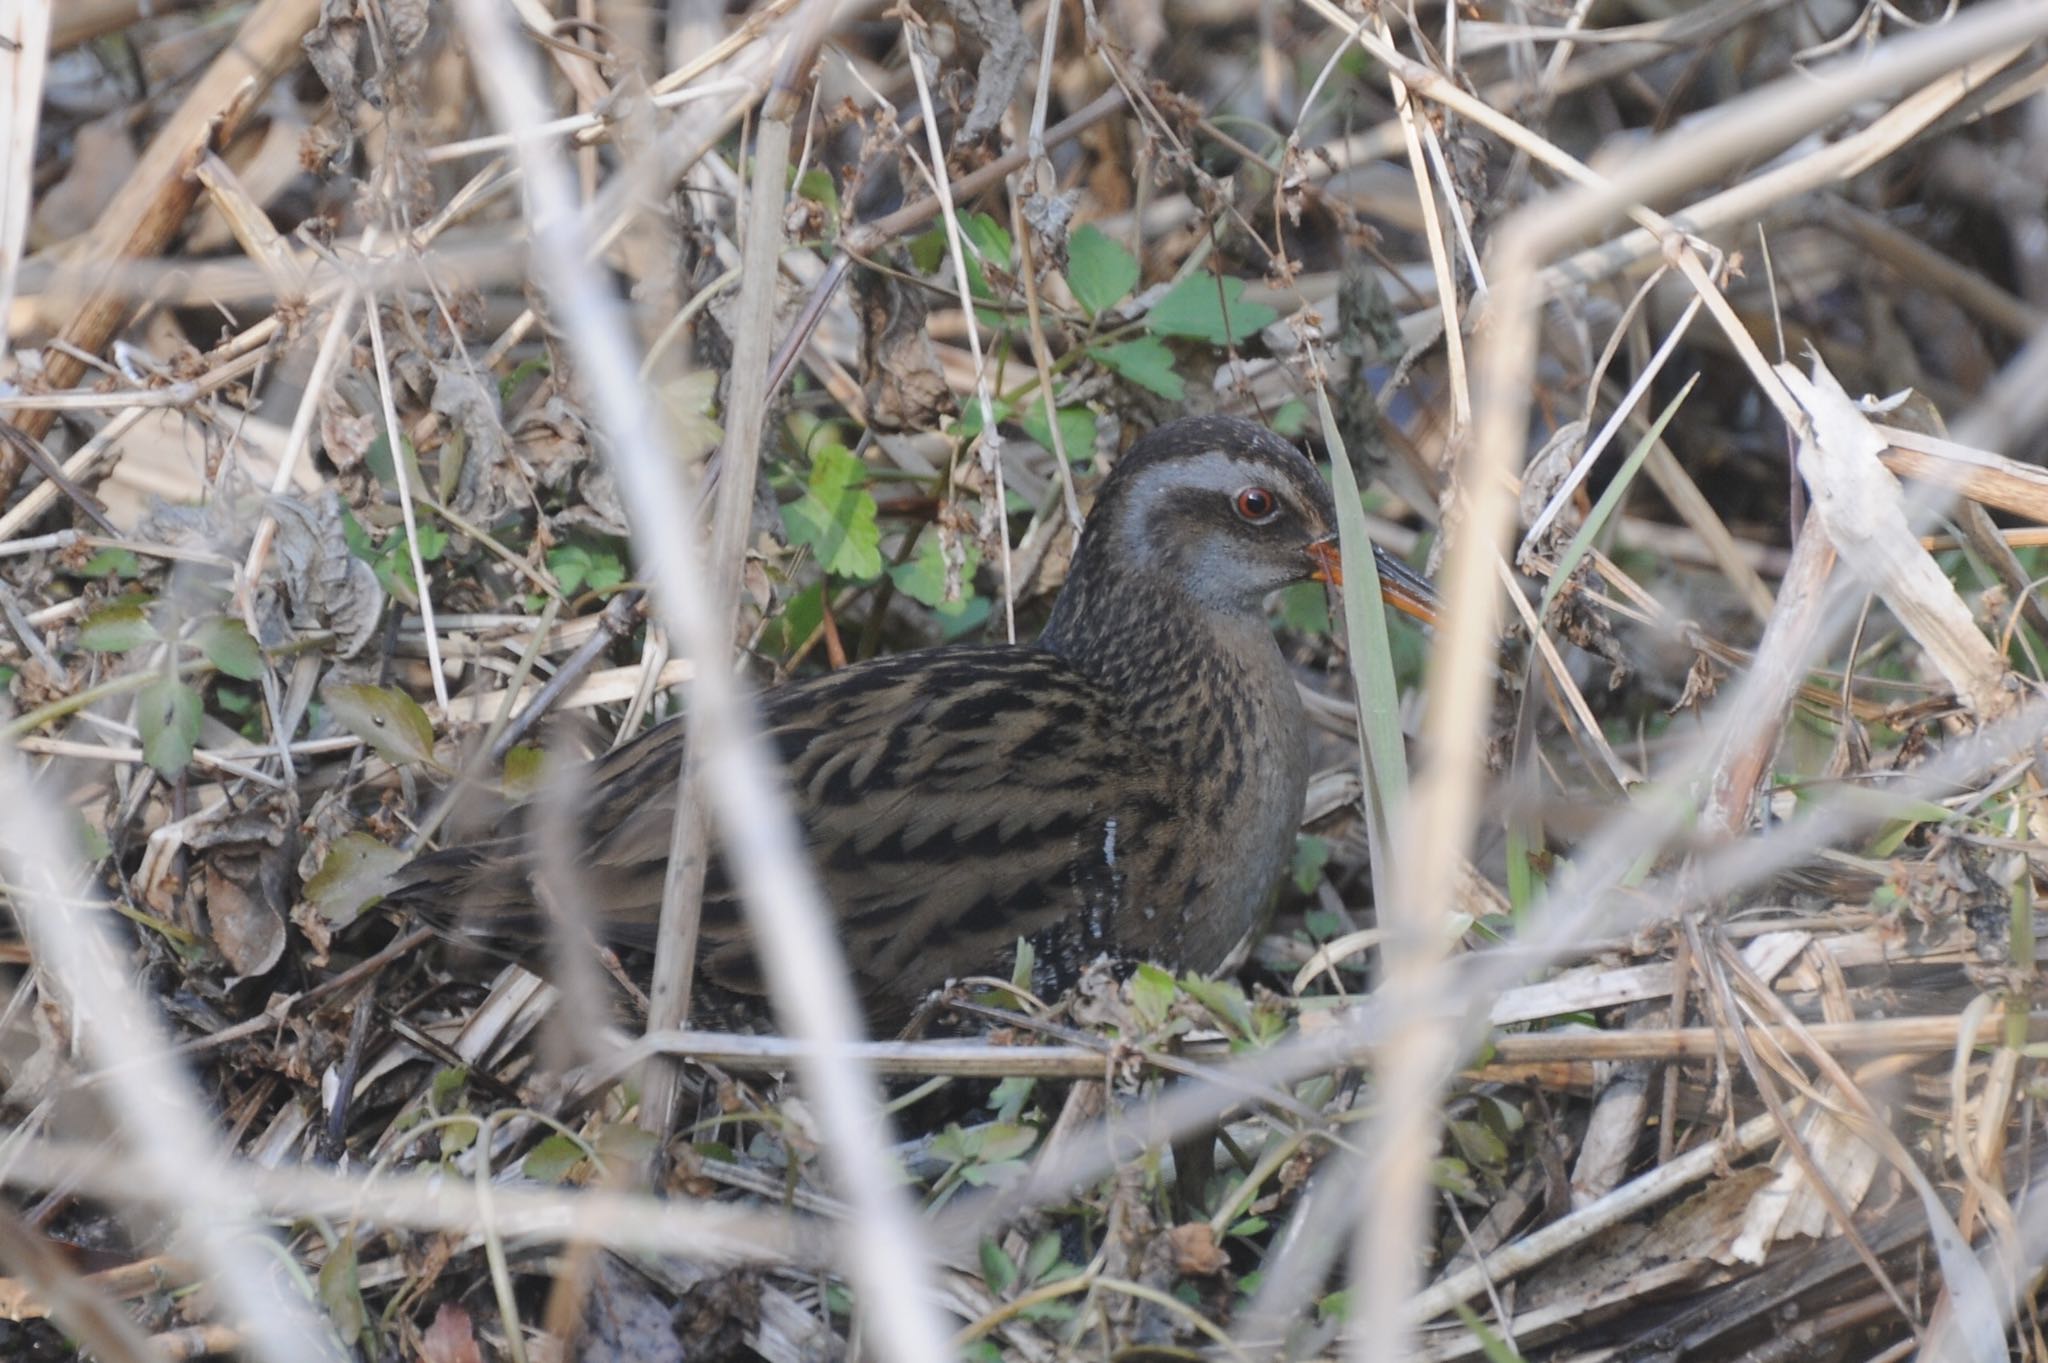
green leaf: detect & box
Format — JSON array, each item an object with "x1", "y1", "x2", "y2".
[
  {"x1": 74, "y1": 812, "x2": 111, "y2": 863},
  {"x1": 1010, "y1": 937, "x2": 1035, "y2": 994},
  {"x1": 979, "y1": 1124, "x2": 1037, "y2": 1163},
  {"x1": 194, "y1": 618, "x2": 264, "y2": 681},
  {"x1": 1270, "y1": 398, "x2": 1310, "y2": 437},
  {"x1": 1320, "y1": 386, "x2": 1409, "y2": 909},
  {"x1": 1065, "y1": 225, "x2": 1138, "y2": 317},
  {"x1": 78, "y1": 599, "x2": 155, "y2": 652},
  {"x1": 597, "y1": 1121, "x2": 659, "y2": 1167},
  {"x1": 1179, "y1": 975, "x2": 1257, "y2": 1040},
  {"x1": 323, "y1": 683, "x2": 438, "y2": 767},
  {"x1": 890, "y1": 536, "x2": 982, "y2": 613},
  {"x1": 338, "y1": 503, "x2": 375, "y2": 558},
  {"x1": 950, "y1": 396, "x2": 1012, "y2": 439},
  {"x1": 979, "y1": 1238, "x2": 1018, "y2": 1296},
  {"x1": 988, "y1": 1075, "x2": 1034, "y2": 1124},
  {"x1": 937, "y1": 595, "x2": 993, "y2": 640},
  {"x1": 319, "y1": 1233, "x2": 366, "y2": 1347},
  {"x1": 304, "y1": 832, "x2": 410, "y2": 924},
  {"x1": 961, "y1": 212, "x2": 1012, "y2": 273},
  {"x1": 429, "y1": 1065, "x2": 470, "y2": 1112},
  {"x1": 1291, "y1": 834, "x2": 1331, "y2": 895},
  {"x1": 524, "y1": 1133, "x2": 589, "y2": 1184},
  {"x1": 909, "y1": 227, "x2": 948, "y2": 274},
  {"x1": 1093, "y1": 337, "x2": 1184, "y2": 399},
  {"x1": 794, "y1": 166, "x2": 840, "y2": 222},
  {"x1": 1131, "y1": 962, "x2": 1176, "y2": 1028},
  {"x1": 1147, "y1": 274, "x2": 1277, "y2": 346},
  {"x1": 1274, "y1": 580, "x2": 1330, "y2": 634},
  {"x1": 413, "y1": 521, "x2": 449, "y2": 562},
  {"x1": 765, "y1": 580, "x2": 825, "y2": 658},
  {"x1": 546, "y1": 540, "x2": 623, "y2": 595},
  {"x1": 782, "y1": 444, "x2": 882, "y2": 579},
  {"x1": 1023, "y1": 1230, "x2": 1062, "y2": 1285},
  {"x1": 80, "y1": 547, "x2": 141, "y2": 578},
  {"x1": 137, "y1": 678, "x2": 200, "y2": 777},
  {"x1": 502, "y1": 744, "x2": 546, "y2": 797},
  {"x1": 1020, "y1": 404, "x2": 1096, "y2": 464}
]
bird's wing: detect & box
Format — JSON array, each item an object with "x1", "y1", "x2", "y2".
[
  {"x1": 395, "y1": 647, "x2": 1175, "y2": 1015},
  {"x1": 591, "y1": 647, "x2": 1173, "y2": 1007}
]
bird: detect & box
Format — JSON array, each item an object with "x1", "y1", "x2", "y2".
[{"x1": 390, "y1": 414, "x2": 1436, "y2": 1023}]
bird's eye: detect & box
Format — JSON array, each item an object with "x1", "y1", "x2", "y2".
[{"x1": 1233, "y1": 486, "x2": 1278, "y2": 522}]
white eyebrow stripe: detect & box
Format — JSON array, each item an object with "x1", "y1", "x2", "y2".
[{"x1": 1116, "y1": 449, "x2": 1297, "y2": 558}]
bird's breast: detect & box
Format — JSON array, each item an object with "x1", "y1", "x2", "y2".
[{"x1": 1108, "y1": 627, "x2": 1310, "y2": 974}]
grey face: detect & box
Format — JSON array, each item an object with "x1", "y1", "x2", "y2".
[{"x1": 1113, "y1": 442, "x2": 1339, "y2": 614}]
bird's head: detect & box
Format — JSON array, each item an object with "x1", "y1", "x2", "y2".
[{"x1": 1074, "y1": 414, "x2": 1435, "y2": 624}]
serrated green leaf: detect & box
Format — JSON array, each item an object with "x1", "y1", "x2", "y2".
[
  {"x1": 1020, "y1": 404, "x2": 1096, "y2": 464},
  {"x1": 304, "y1": 832, "x2": 410, "y2": 924},
  {"x1": 890, "y1": 536, "x2": 982, "y2": 613},
  {"x1": 324, "y1": 683, "x2": 437, "y2": 767},
  {"x1": 78, "y1": 599, "x2": 155, "y2": 652},
  {"x1": 195, "y1": 618, "x2": 264, "y2": 680},
  {"x1": 1179, "y1": 975, "x2": 1257, "y2": 1039},
  {"x1": 137, "y1": 678, "x2": 200, "y2": 777},
  {"x1": 782, "y1": 444, "x2": 882, "y2": 579},
  {"x1": 1093, "y1": 337, "x2": 1184, "y2": 399},
  {"x1": 1147, "y1": 274, "x2": 1277, "y2": 346},
  {"x1": 1065, "y1": 225, "x2": 1139, "y2": 317}
]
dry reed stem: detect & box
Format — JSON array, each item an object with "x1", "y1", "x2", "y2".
[{"x1": 446, "y1": 3, "x2": 951, "y2": 1359}]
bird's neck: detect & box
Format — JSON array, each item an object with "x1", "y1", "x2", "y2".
[{"x1": 1039, "y1": 544, "x2": 1283, "y2": 716}]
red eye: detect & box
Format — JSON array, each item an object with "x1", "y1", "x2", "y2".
[{"x1": 1234, "y1": 486, "x2": 1277, "y2": 522}]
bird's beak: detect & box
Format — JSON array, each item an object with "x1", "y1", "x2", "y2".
[{"x1": 1306, "y1": 537, "x2": 1439, "y2": 626}]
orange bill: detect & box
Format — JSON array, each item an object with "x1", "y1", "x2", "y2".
[{"x1": 1306, "y1": 538, "x2": 1438, "y2": 626}]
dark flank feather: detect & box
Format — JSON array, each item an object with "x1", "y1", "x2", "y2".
[{"x1": 387, "y1": 415, "x2": 1434, "y2": 1022}]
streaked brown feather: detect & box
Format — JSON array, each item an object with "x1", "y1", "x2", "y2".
[{"x1": 388, "y1": 414, "x2": 1399, "y2": 1022}]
